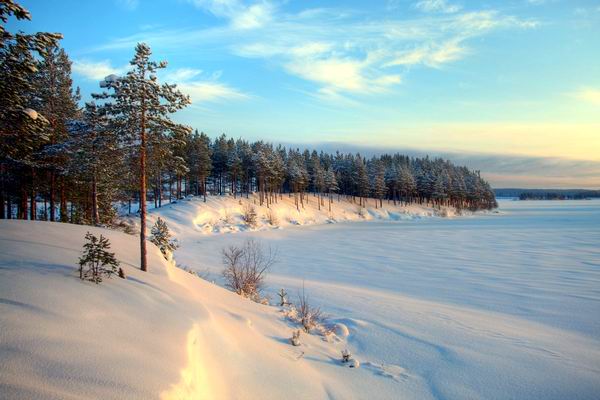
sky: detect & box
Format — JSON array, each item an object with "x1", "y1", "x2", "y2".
[{"x1": 7, "y1": 0, "x2": 600, "y2": 188}]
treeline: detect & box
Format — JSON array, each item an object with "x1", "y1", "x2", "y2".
[
  {"x1": 1, "y1": 1, "x2": 495, "y2": 271},
  {"x1": 495, "y1": 188, "x2": 600, "y2": 200},
  {"x1": 518, "y1": 191, "x2": 599, "y2": 200}
]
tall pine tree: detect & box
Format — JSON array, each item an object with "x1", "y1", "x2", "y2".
[{"x1": 94, "y1": 43, "x2": 190, "y2": 272}]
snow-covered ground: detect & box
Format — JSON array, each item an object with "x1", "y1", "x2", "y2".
[
  {"x1": 136, "y1": 192, "x2": 461, "y2": 236},
  {"x1": 1, "y1": 197, "x2": 599, "y2": 399}
]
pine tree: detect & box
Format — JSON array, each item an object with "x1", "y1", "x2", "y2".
[
  {"x1": 78, "y1": 232, "x2": 120, "y2": 284},
  {"x1": 0, "y1": 0, "x2": 62, "y2": 220},
  {"x1": 94, "y1": 43, "x2": 191, "y2": 272},
  {"x1": 67, "y1": 102, "x2": 121, "y2": 225},
  {"x1": 324, "y1": 168, "x2": 338, "y2": 212},
  {"x1": 150, "y1": 217, "x2": 179, "y2": 259},
  {"x1": 33, "y1": 46, "x2": 80, "y2": 222}
]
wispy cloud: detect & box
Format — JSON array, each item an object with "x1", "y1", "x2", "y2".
[
  {"x1": 186, "y1": 0, "x2": 274, "y2": 29},
  {"x1": 72, "y1": 59, "x2": 129, "y2": 80},
  {"x1": 414, "y1": 0, "x2": 461, "y2": 14},
  {"x1": 94, "y1": 2, "x2": 538, "y2": 101},
  {"x1": 73, "y1": 60, "x2": 248, "y2": 105},
  {"x1": 163, "y1": 68, "x2": 249, "y2": 104}
]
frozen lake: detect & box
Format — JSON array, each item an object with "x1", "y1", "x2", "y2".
[
  {"x1": 190, "y1": 199, "x2": 600, "y2": 338},
  {"x1": 179, "y1": 199, "x2": 600, "y2": 399}
]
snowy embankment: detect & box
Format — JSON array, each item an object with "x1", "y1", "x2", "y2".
[
  {"x1": 2, "y1": 200, "x2": 599, "y2": 399},
  {"x1": 0, "y1": 220, "x2": 355, "y2": 399},
  {"x1": 137, "y1": 193, "x2": 461, "y2": 237}
]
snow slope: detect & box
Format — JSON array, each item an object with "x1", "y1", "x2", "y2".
[
  {"x1": 2, "y1": 199, "x2": 600, "y2": 399},
  {"x1": 0, "y1": 220, "x2": 357, "y2": 400},
  {"x1": 131, "y1": 193, "x2": 462, "y2": 245},
  {"x1": 156, "y1": 197, "x2": 600, "y2": 399}
]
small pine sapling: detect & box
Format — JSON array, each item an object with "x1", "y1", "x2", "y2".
[
  {"x1": 290, "y1": 330, "x2": 301, "y2": 346},
  {"x1": 278, "y1": 288, "x2": 289, "y2": 306},
  {"x1": 341, "y1": 349, "x2": 351, "y2": 363},
  {"x1": 78, "y1": 232, "x2": 120, "y2": 284},
  {"x1": 341, "y1": 349, "x2": 359, "y2": 368},
  {"x1": 150, "y1": 217, "x2": 179, "y2": 259},
  {"x1": 242, "y1": 204, "x2": 258, "y2": 227}
]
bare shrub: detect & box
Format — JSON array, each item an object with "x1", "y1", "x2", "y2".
[
  {"x1": 266, "y1": 209, "x2": 279, "y2": 226},
  {"x1": 296, "y1": 283, "x2": 324, "y2": 333},
  {"x1": 242, "y1": 204, "x2": 258, "y2": 227},
  {"x1": 222, "y1": 239, "x2": 276, "y2": 301}
]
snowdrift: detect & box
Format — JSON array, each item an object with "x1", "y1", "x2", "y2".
[
  {"x1": 137, "y1": 193, "x2": 460, "y2": 238},
  {"x1": 0, "y1": 220, "x2": 353, "y2": 400}
]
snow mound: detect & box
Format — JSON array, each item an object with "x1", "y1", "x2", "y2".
[
  {"x1": 0, "y1": 220, "x2": 358, "y2": 400},
  {"x1": 139, "y1": 193, "x2": 459, "y2": 239}
]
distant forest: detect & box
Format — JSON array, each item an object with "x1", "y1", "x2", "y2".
[
  {"x1": 1, "y1": 0, "x2": 496, "y2": 271},
  {"x1": 494, "y1": 189, "x2": 600, "y2": 200},
  {"x1": 1, "y1": 2, "x2": 497, "y2": 227}
]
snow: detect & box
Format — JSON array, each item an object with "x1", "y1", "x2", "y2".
[
  {"x1": 2, "y1": 198, "x2": 600, "y2": 399},
  {"x1": 135, "y1": 193, "x2": 461, "y2": 238}
]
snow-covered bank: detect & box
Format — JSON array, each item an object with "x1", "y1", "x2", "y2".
[
  {"x1": 2, "y1": 200, "x2": 599, "y2": 399},
  {"x1": 0, "y1": 220, "x2": 358, "y2": 399},
  {"x1": 137, "y1": 193, "x2": 464, "y2": 237},
  {"x1": 158, "y1": 198, "x2": 600, "y2": 399}
]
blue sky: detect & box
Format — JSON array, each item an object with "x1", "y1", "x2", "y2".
[{"x1": 8, "y1": 0, "x2": 600, "y2": 187}]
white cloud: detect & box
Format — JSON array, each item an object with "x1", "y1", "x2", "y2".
[
  {"x1": 572, "y1": 88, "x2": 600, "y2": 106},
  {"x1": 164, "y1": 68, "x2": 203, "y2": 82},
  {"x1": 187, "y1": 0, "x2": 274, "y2": 29},
  {"x1": 97, "y1": 3, "x2": 537, "y2": 101},
  {"x1": 178, "y1": 81, "x2": 248, "y2": 103},
  {"x1": 72, "y1": 60, "x2": 129, "y2": 81},
  {"x1": 415, "y1": 0, "x2": 461, "y2": 14},
  {"x1": 385, "y1": 39, "x2": 467, "y2": 68},
  {"x1": 163, "y1": 68, "x2": 248, "y2": 104}
]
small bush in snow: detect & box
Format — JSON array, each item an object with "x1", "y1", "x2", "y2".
[
  {"x1": 358, "y1": 207, "x2": 368, "y2": 219},
  {"x1": 341, "y1": 349, "x2": 351, "y2": 363},
  {"x1": 296, "y1": 283, "x2": 324, "y2": 333},
  {"x1": 278, "y1": 288, "x2": 289, "y2": 306},
  {"x1": 221, "y1": 208, "x2": 235, "y2": 224},
  {"x1": 242, "y1": 204, "x2": 258, "y2": 227},
  {"x1": 290, "y1": 330, "x2": 301, "y2": 346},
  {"x1": 78, "y1": 232, "x2": 120, "y2": 284},
  {"x1": 266, "y1": 209, "x2": 279, "y2": 226},
  {"x1": 150, "y1": 217, "x2": 179, "y2": 259},
  {"x1": 222, "y1": 239, "x2": 276, "y2": 302}
]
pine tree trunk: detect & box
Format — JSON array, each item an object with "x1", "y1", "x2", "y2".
[
  {"x1": 30, "y1": 168, "x2": 36, "y2": 221},
  {"x1": 158, "y1": 175, "x2": 162, "y2": 207},
  {"x1": 6, "y1": 196, "x2": 11, "y2": 219},
  {"x1": 91, "y1": 172, "x2": 99, "y2": 226},
  {"x1": 0, "y1": 164, "x2": 6, "y2": 219},
  {"x1": 139, "y1": 90, "x2": 148, "y2": 272},
  {"x1": 60, "y1": 177, "x2": 68, "y2": 222},
  {"x1": 49, "y1": 170, "x2": 55, "y2": 221}
]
